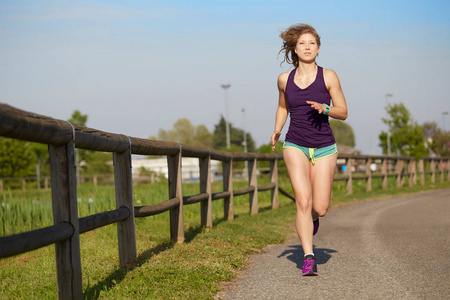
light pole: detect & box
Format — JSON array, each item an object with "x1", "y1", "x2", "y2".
[
  {"x1": 442, "y1": 111, "x2": 448, "y2": 132},
  {"x1": 241, "y1": 108, "x2": 247, "y2": 154},
  {"x1": 385, "y1": 93, "x2": 393, "y2": 156},
  {"x1": 242, "y1": 108, "x2": 248, "y2": 179},
  {"x1": 221, "y1": 84, "x2": 231, "y2": 149}
]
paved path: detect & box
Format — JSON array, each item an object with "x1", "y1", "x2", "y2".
[{"x1": 215, "y1": 189, "x2": 450, "y2": 299}]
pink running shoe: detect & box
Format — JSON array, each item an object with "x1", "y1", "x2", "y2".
[
  {"x1": 313, "y1": 218, "x2": 319, "y2": 236},
  {"x1": 302, "y1": 254, "x2": 318, "y2": 276}
]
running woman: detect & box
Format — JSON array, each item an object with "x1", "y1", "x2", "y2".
[{"x1": 271, "y1": 24, "x2": 348, "y2": 276}]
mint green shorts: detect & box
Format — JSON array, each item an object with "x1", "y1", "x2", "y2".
[{"x1": 283, "y1": 142, "x2": 338, "y2": 164}]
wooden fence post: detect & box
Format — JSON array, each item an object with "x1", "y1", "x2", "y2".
[
  {"x1": 248, "y1": 158, "x2": 258, "y2": 215},
  {"x1": 365, "y1": 158, "x2": 372, "y2": 192},
  {"x1": 395, "y1": 159, "x2": 403, "y2": 188},
  {"x1": 447, "y1": 158, "x2": 450, "y2": 181},
  {"x1": 381, "y1": 158, "x2": 388, "y2": 189},
  {"x1": 431, "y1": 159, "x2": 436, "y2": 183},
  {"x1": 222, "y1": 160, "x2": 234, "y2": 221},
  {"x1": 22, "y1": 178, "x2": 26, "y2": 191},
  {"x1": 167, "y1": 150, "x2": 184, "y2": 243},
  {"x1": 200, "y1": 155, "x2": 212, "y2": 228},
  {"x1": 113, "y1": 146, "x2": 137, "y2": 268},
  {"x1": 346, "y1": 158, "x2": 353, "y2": 194},
  {"x1": 408, "y1": 159, "x2": 415, "y2": 187},
  {"x1": 0, "y1": 179, "x2": 3, "y2": 192},
  {"x1": 48, "y1": 141, "x2": 83, "y2": 299},
  {"x1": 419, "y1": 159, "x2": 425, "y2": 186},
  {"x1": 270, "y1": 159, "x2": 279, "y2": 209},
  {"x1": 439, "y1": 158, "x2": 444, "y2": 183}
]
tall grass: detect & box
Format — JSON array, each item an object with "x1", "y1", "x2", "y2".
[{"x1": 0, "y1": 174, "x2": 278, "y2": 237}]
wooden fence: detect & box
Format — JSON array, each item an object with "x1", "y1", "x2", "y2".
[{"x1": 0, "y1": 103, "x2": 449, "y2": 299}]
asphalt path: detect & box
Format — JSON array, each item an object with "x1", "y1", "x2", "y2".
[{"x1": 215, "y1": 188, "x2": 450, "y2": 300}]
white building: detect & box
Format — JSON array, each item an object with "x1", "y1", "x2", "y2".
[{"x1": 132, "y1": 157, "x2": 221, "y2": 182}]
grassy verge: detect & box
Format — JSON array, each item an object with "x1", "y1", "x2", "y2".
[{"x1": 1, "y1": 176, "x2": 450, "y2": 299}]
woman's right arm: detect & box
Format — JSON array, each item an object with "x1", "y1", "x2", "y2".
[{"x1": 271, "y1": 73, "x2": 289, "y2": 151}]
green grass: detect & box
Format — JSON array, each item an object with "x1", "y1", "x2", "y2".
[{"x1": 1, "y1": 173, "x2": 450, "y2": 299}]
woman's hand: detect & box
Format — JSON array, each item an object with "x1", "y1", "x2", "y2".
[
  {"x1": 271, "y1": 131, "x2": 281, "y2": 151},
  {"x1": 306, "y1": 101, "x2": 327, "y2": 114}
]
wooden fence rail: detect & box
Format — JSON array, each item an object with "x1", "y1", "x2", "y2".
[{"x1": 0, "y1": 103, "x2": 449, "y2": 299}]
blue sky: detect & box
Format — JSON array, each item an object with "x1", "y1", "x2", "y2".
[{"x1": 1, "y1": 0, "x2": 449, "y2": 154}]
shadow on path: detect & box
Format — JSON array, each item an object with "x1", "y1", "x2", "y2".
[{"x1": 278, "y1": 244, "x2": 338, "y2": 269}]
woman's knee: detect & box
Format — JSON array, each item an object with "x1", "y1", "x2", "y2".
[
  {"x1": 295, "y1": 197, "x2": 313, "y2": 214},
  {"x1": 315, "y1": 207, "x2": 328, "y2": 217}
]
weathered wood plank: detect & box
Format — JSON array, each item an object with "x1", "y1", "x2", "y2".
[
  {"x1": 366, "y1": 158, "x2": 372, "y2": 192},
  {"x1": 73, "y1": 124, "x2": 129, "y2": 152},
  {"x1": 234, "y1": 186, "x2": 256, "y2": 196},
  {"x1": 248, "y1": 158, "x2": 258, "y2": 216},
  {"x1": 257, "y1": 182, "x2": 276, "y2": 192},
  {"x1": 346, "y1": 158, "x2": 353, "y2": 194},
  {"x1": 168, "y1": 151, "x2": 184, "y2": 243},
  {"x1": 0, "y1": 103, "x2": 72, "y2": 145},
  {"x1": 382, "y1": 158, "x2": 388, "y2": 189},
  {"x1": 270, "y1": 160, "x2": 279, "y2": 209},
  {"x1": 199, "y1": 156, "x2": 212, "y2": 227},
  {"x1": 49, "y1": 141, "x2": 83, "y2": 299},
  {"x1": 222, "y1": 161, "x2": 234, "y2": 220},
  {"x1": 135, "y1": 198, "x2": 180, "y2": 217},
  {"x1": 211, "y1": 191, "x2": 231, "y2": 201},
  {"x1": 129, "y1": 137, "x2": 180, "y2": 156},
  {"x1": 183, "y1": 193, "x2": 209, "y2": 205},
  {"x1": 79, "y1": 207, "x2": 130, "y2": 234},
  {"x1": 114, "y1": 148, "x2": 137, "y2": 268},
  {"x1": 0, "y1": 223, "x2": 73, "y2": 258}
]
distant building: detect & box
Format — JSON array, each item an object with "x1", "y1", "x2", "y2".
[{"x1": 132, "y1": 157, "x2": 221, "y2": 182}]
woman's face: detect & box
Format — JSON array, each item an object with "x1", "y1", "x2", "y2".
[{"x1": 294, "y1": 33, "x2": 320, "y2": 63}]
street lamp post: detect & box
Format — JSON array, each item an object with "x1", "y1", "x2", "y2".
[
  {"x1": 385, "y1": 93, "x2": 393, "y2": 156},
  {"x1": 242, "y1": 108, "x2": 248, "y2": 179},
  {"x1": 442, "y1": 111, "x2": 448, "y2": 132},
  {"x1": 241, "y1": 108, "x2": 247, "y2": 154},
  {"x1": 221, "y1": 84, "x2": 231, "y2": 149}
]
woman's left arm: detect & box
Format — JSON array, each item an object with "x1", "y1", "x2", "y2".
[{"x1": 324, "y1": 69, "x2": 348, "y2": 120}]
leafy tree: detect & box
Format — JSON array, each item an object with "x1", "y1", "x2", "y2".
[
  {"x1": 257, "y1": 142, "x2": 285, "y2": 170},
  {"x1": 0, "y1": 137, "x2": 36, "y2": 177},
  {"x1": 330, "y1": 120, "x2": 355, "y2": 147},
  {"x1": 154, "y1": 118, "x2": 213, "y2": 148},
  {"x1": 379, "y1": 103, "x2": 427, "y2": 158},
  {"x1": 33, "y1": 142, "x2": 51, "y2": 179},
  {"x1": 212, "y1": 116, "x2": 255, "y2": 152},
  {"x1": 423, "y1": 121, "x2": 450, "y2": 156},
  {"x1": 68, "y1": 110, "x2": 109, "y2": 175},
  {"x1": 69, "y1": 110, "x2": 88, "y2": 126},
  {"x1": 84, "y1": 152, "x2": 113, "y2": 174}
]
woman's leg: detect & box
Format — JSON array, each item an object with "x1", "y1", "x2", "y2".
[
  {"x1": 283, "y1": 147, "x2": 314, "y2": 255},
  {"x1": 311, "y1": 154, "x2": 337, "y2": 219}
]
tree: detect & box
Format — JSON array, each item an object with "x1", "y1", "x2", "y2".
[
  {"x1": 212, "y1": 116, "x2": 255, "y2": 152},
  {"x1": 330, "y1": 120, "x2": 355, "y2": 147},
  {"x1": 423, "y1": 121, "x2": 450, "y2": 156},
  {"x1": 68, "y1": 110, "x2": 89, "y2": 177},
  {"x1": 84, "y1": 152, "x2": 114, "y2": 174},
  {"x1": 0, "y1": 137, "x2": 36, "y2": 177},
  {"x1": 153, "y1": 118, "x2": 213, "y2": 148},
  {"x1": 69, "y1": 110, "x2": 88, "y2": 126},
  {"x1": 257, "y1": 141, "x2": 285, "y2": 170},
  {"x1": 379, "y1": 103, "x2": 427, "y2": 158}
]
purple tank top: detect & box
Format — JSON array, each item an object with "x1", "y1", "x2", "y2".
[{"x1": 284, "y1": 66, "x2": 335, "y2": 148}]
